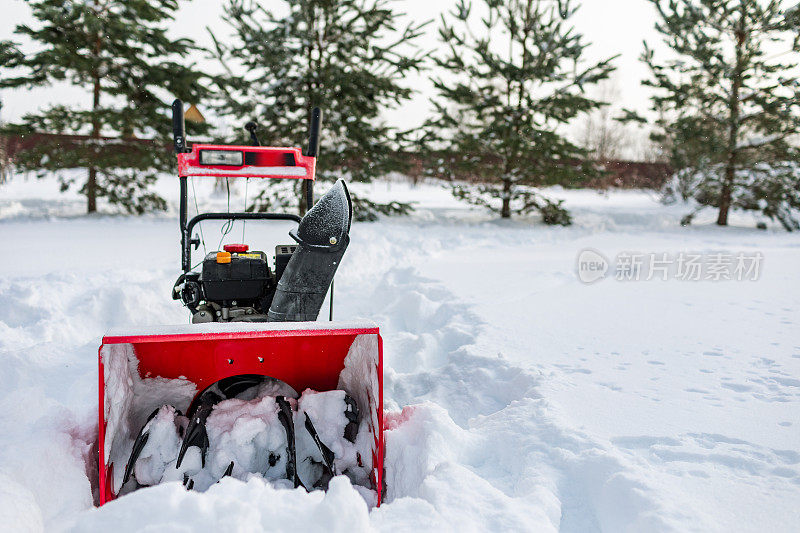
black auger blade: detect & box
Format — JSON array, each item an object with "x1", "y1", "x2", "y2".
[
  {"x1": 276, "y1": 396, "x2": 305, "y2": 489},
  {"x1": 215, "y1": 375, "x2": 268, "y2": 399},
  {"x1": 122, "y1": 408, "x2": 160, "y2": 485},
  {"x1": 177, "y1": 390, "x2": 222, "y2": 468},
  {"x1": 343, "y1": 394, "x2": 360, "y2": 443},
  {"x1": 303, "y1": 393, "x2": 360, "y2": 489},
  {"x1": 303, "y1": 413, "x2": 336, "y2": 489}
]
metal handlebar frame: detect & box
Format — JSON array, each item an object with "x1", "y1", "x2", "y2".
[
  {"x1": 178, "y1": 180, "x2": 302, "y2": 272},
  {"x1": 173, "y1": 99, "x2": 323, "y2": 274}
]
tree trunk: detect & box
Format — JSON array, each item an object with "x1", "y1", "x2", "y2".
[
  {"x1": 501, "y1": 177, "x2": 512, "y2": 218},
  {"x1": 87, "y1": 36, "x2": 102, "y2": 214},
  {"x1": 299, "y1": 180, "x2": 309, "y2": 216},
  {"x1": 298, "y1": 4, "x2": 318, "y2": 218},
  {"x1": 87, "y1": 167, "x2": 97, "y2": 213},
  {"x1": 719, "y1": 12, "x2": 745, "y2": 227},
  {"x1": 717, "y1": 181, "x2": 732, "y2": 226}
]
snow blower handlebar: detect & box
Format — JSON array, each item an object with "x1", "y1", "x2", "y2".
[
  {"x1": 305, "y1": 107, "x2": 322, "y2": 158},
  {"x1": 170, "y1": 99, "x2": 348, "y2": 326},
  {"x1": 180, "y1": 212, "x2": 302, "y2": 272},
  {"x1": 172, "y1": 99, "x2": 188, "y2": 154},
  {"x1": 171, "y1": 99, "x2": 325, "y2": 273},
  {"x1": 304, "y1": 107, "x2": 322, "y2": 211}
]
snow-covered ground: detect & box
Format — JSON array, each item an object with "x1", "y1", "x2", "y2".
[{"x1": 1, "y1": 172, "x2": 798, "y2": 532}]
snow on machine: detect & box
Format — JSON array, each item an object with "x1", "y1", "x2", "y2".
[{"x1": 97, "y1": 101, "x2": 383, "y2": 505}]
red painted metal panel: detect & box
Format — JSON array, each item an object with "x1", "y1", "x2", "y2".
[
  {"x1": 133, "y1": 334, "x2": 357, "y2": 395},
  {"x1": 375, "y1": 335, "x2": 384, "y2": 498},
  {"x1": 177, "y1": 144, "x2": 316, "y2": 180},
  {"x1": 97, "y1": 347, "x2": 107, "y2": 504},
  {"x1": 102, "y1": 326, "x2": 379, "y2": 346}
]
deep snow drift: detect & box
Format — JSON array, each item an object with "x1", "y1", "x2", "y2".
[{"x1": 0, "y1": 173, "x2": 798, "y2": 532}]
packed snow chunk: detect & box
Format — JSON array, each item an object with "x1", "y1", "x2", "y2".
[
  {"x1": 161, "y1": 445, "x2": 210, "y2": 489},
  {"x1": 130, "y1": 405, "x2": 186, "y2": 486},
  {"x1": 338, "y1": 333, "x2": 380, "y2": 439},
  {"x1": 296, "y1": 390, "x2": 367, "y2": 489},
  {"x1": 101, "y1": 343, "x2": 136, "y2": 467},
  {"x1": 101, "y1": 343, "x2": 197, "y2": 493},
  {"x1": 336, "y1": 333, "x2": 380, "y2": 490},
  {"x1": 203, "y1": 396, "x2": 289, "y2": 489},
  {"x1": 298, "y1": 390, "x2": 354, "y2": 459}
]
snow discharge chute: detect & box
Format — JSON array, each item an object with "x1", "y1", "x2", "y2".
[
  {"x1": 97, "y1": 101, "x2": 384, "y2": 506},
  {"x1": 268, "y1": 180, "x2": 352, "y2": 322}
]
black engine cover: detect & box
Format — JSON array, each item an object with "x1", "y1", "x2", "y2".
[{"x1": 200, "y1": 251, "x2": 272, "y2": 302}]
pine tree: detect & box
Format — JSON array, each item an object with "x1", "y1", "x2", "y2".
[
  {"x1": 634, "y1": 0, "x2": 800, "y2": 230},
  {"x1": 425, "y1": 0, "x2": 615, "y2": 223},
  {"x1": 211, "y1": 0, "x2": 427, "y2": 220},
  {"x1": 0, "y1": 0, "x2": 209, "y2": 214}
]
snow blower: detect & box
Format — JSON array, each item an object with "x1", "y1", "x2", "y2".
[{"x1": 97, "y1": 101, "x2": 383, "y2": 505}]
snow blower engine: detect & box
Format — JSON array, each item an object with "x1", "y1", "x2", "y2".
[{"x1": 96, "y1": 101, "x2": 384, "y2": 506}]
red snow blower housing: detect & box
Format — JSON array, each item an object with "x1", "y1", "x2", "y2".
[{"x1": 97, "y1": 101, "x2": 383, "y2": 506}]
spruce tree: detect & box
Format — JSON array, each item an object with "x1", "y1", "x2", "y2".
[
  {"x1": 635, "y1": 0, "x2": 800, "y2": 230},
  {"x1": 0, "y1": 0, "x2": 209, "y2": 214},
  {"x1": 212, "y1": 0, "x2": 427, "y2": 220},
  {"x1": 425, "y1": 0, "x2": 614, "y2": 223}
]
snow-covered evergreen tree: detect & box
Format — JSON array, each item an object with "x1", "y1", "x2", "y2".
[
  {"x1": 212, "y1": 0, "x2": 427, "y2": 220},
  {"x1": 425, "y1": 0, "x2": 614, "y2": 223},
  {"x1": 0, "y1": 0, "x2": 208, "y2": 214},
  {"x1": 636, "y1": 0, "x2": 800, "y2": 230}
]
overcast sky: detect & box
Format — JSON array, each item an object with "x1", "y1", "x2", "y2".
[{"x1": 0, "y1": 0, "x2": 660, "y2": 131}]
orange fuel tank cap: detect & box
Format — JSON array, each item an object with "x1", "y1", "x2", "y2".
[{"x1": 216, "y1": 251, "x2": 232, "y2": 264}]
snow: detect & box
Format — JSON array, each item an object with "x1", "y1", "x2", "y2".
[
  {"x1": 296, "y1": 390, "x2": 373, "y2": 495},
  {"x1": 337, "y1": 333, "x2": 382, "y2": 488},
  {"x1": 1, "y1": 172, "x2": 799, "y2": 531},
  {"x1": 735, "y1": 134, "x2": 783, "y2": 150},
  {"x1": 128, "y1": 405, "x2": 185, "y2": 486},
  {"x1": 118, "y1": 387, "x2": 374, "y2": 499},
  {"x1": 190, "y1": 395, "x2": 289, "y2": 491},
  {"x1": 104, "y1": 319, "x2": 379, "y2": 339}
]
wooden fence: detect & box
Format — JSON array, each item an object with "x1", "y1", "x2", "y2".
[{"x1": 1, "y1": 133, "x2": 672, "y2": 189}]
